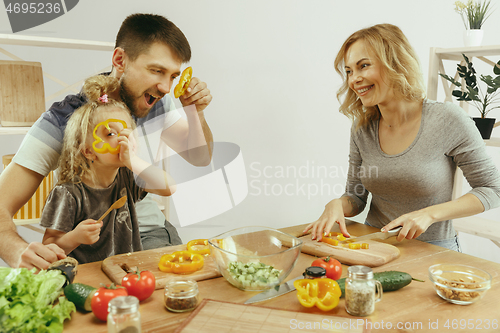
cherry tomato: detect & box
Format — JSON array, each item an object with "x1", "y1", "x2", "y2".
[
  {"x1": 121, "y1": 269, "x2": 156, "y2": 301},
  {"x1": 91, "y1": 284, "x2": 128, "y2": 321},
  {"x1": 311, "y1": 256, "x2": 342, "y2": 280}
]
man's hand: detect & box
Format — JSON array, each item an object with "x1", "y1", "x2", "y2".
[
  {"x1": 18, "y1": 242, "x2": 66, "y2": 270},
  {"x1": 179, "y1": 77, "x2": 212, "y2": 113}
]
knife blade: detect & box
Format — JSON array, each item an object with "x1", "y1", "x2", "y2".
[
  {"x1": 244, "y1": 275, "x2": 304, "y2": 304},
  {"x1": 340, "y1": 226, "x2": 402, "y2": 243}
]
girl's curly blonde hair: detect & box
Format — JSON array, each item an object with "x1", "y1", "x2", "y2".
[
  {"x1": 57, "y1": 75, "x2": 134, "y2": 185},
  {"x1": 333, "y1": 24, "x2": 426, "y2": 128}
]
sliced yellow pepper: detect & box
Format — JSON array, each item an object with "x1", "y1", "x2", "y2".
[
  {"x1": 158, "y1": 251, "x2": 204, "y2": 274},
  {"x1": 361, "y1": 243, "x2": 370, "y2": 249},
  {"x1": 92, "y1": 119, "x2": 127, "y2": 154},
  {"x1": 349, "y1": 243, "x2": 361, "y2": 249},
  {"x1": 186, "y1": 239, "x2": 210, "y2": 256},
  {"x1": 294, "y1": 278, "x2": 341, "y2": 311},
  {"x1": 321, "y1": 237, "x2": 339, "y2": 246},
  {"x1": 174, "y1": 67, "x2": 192, "y2": 98}
]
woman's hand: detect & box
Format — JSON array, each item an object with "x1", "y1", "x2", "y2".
[
  {"x1": 303, "y1": 199, "x2": 350, "y2": 241},
  {"x1": 382, "y1": 209, "x2": 434, "y2": 241},
  {"x1": 72, "y1": 219, "x2": 102, "y2": 245}
]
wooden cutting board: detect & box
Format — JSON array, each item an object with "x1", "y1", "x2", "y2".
[
  {"x1": 278, "y1": 225, "x2": 400, "y2": 267},
  {"x1": 174, "y1": 299, "x2": 370, "y2": 333},
  {"x1": 298, "y1": 236, "x2": 400, "y2": 267},
  {"x1": 101, "y1": 244, "x2": 221, "y2": 290}
]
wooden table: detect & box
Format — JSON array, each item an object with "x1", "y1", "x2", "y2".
[{"x1": 64, "y1": 221, "x2": 500, "y2": 332}]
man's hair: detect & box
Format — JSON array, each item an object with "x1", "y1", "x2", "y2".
[
  {"x1": 334, "y1": 24, "x2": 426, "y2": 128},
  {"x1": 115, "y1": 13, "x2": 191, "y2": 62}
]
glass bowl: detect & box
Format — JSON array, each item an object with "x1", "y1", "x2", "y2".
[
  {"x1": 208, "y1": 226, "x2": 303, "y2": 291},
  {"x1": 428, "y1": 264, "x2": 491, "y2": 305}
]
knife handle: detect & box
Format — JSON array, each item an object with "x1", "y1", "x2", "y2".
[{"x1": 385, "y1": 226, "x2": 402, "y2": 236}]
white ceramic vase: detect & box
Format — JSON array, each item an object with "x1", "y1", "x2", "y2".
[{"x1": 463, "y1": 29, "x2": 484, "y2": 47}]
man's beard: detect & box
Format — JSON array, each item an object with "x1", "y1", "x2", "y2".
[{"x1": 119, "y1": 75, "x2": 147, "y2": 118}]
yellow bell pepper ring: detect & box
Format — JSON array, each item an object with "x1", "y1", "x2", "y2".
[
  {"x1": 174, "y1": 67, "x2": 192, "y2": 98},
  {"x1": 186, "y1": 239, "x2": 211, "y2": 256},
  {"x1": 294, "y1": 278, "x2": 341, "y2": 311},
  {"x1": 158, "y1": 251, "x2": 204, "y2": 274},
  {"x1": 92, "y1": 119, "x2": 128, "y2": 154}
]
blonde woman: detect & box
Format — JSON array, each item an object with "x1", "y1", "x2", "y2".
[
  {"x1": 305, "y1": 24, "x2": 500, "y2": 250},
  {"x1": 41, "y1": 76, "x2": 175, "y2": 264}
]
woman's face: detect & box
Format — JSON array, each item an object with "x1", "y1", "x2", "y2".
[{"x1": 344, "y1": 40, "x2": 394, "y2": 107}]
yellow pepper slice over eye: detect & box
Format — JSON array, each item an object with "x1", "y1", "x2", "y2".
[
  {"x1": 186, "y1": 239, "x2": 211, "y2": 256},
  {"x1": 174, "y1": 67, "x2": 192, "y2": 98},
  {"x1": 92, "y1": 119, "x2": 127, "y2": 154},
  {"x1": 158, "y1": 251, "x2": 204, "y2": 274},
  {"x1": 294, "y1": 278, "x2": 341, "y2": 311}
]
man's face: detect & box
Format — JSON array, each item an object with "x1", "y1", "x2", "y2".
[{"x1": 119, "y1": 42, "x2": 182, "y2": 118}]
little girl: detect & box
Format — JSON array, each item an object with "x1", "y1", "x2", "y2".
[{"x1": 40, "y1": 75, "x2": 175, "y2": 264}]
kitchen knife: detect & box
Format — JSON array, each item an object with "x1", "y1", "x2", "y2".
[
  {"x1": 244, "y1": 275, "x2": 304, "y2": 304},
  {"x1": 340, "y1": 226, "x2": 402, "y2": 243}
]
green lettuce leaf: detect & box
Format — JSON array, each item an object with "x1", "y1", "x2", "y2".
[{"x1": 0, "y1": 267, "x2": 76, "y2": 333}]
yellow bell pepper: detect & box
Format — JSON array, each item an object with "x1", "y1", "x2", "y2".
[
  {"x1": 294, "y1": 278, "x2": 341, "y2": 311},
  {"x1": 92, "y1": 118, "x2": 127, "y2": 154},
  {"x1": 174, "y1": 67, "x2": 193, "y2": 98},
  {"x1": 186, "y1": 239, "x2": 211, "y2": 255},
  {"x1": 321, "y1": 237, "x2": 339, "y2": 246},
  {"x1": 158, "y1": 251, "x2": 204, "y2": 274}
]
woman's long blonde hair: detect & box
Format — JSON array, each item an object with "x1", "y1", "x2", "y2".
[
  {"x1": 57, "y1": 75, "x2": 133, "y2": 185},
  {"x1": 334, "y1": 24, "x2": 426, "y2": 128}
]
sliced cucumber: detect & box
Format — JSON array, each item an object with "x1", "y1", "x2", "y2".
[
  {"x1": 64, "y1": 283, "x2": 97, "y2": 312},
  {"x1": 227, "y1": 261, "x2": 282, "y2": 289}
]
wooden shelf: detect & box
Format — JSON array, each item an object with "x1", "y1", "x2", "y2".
[
  {"x1": 454, "y1": 216, "x2": 500, "y2": 246},
  {"x1": 0, "y1": 34, "x2": 114, "y2": 51},
  {"x1": 0, "y1": 125, "x2": 31, "y2": 135},
  {"x1": 433, "y1": 45, "x2": 500, "y2": 60},
  {"x1": 485, "y1": 137, "x2": 500, "y2": 147}
]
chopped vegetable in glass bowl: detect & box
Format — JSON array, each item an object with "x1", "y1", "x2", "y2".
[{"x1": 208, "y1": 226, "x2": 303, "y2": 291}]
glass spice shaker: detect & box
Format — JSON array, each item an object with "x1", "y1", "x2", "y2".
[
  {"x1": 164, "y1": 279, "x2": 200, "y2": 313},
  {"x1": 303, "y1": 266, "x2": 327, "y2": 279},
  {"x1": 107, "y1": 296, "x2": 141, "y2": 333},
  {"x1": 345, "y1": 265, "x2": 383, "y2": 317}
]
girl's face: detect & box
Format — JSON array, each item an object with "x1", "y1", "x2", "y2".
[
  {"x1": 344, "y1": 40, "x2": 394, "y2": 107},
  {"x1": 90, "y1": 107, "x2": 133, "y2": 166}
]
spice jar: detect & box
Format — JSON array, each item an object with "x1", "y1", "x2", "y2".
[
  {"x1": 345, "y1": 265, "x2": 382, "y2": 317},
  {"x1": 107, "y1": 296, "x2": 141, "y2": 333},
  {"x1": 164, "y1": 279, "x2": 199, "y2": 313},
  {"x1": 303, "y1": 266, "x2": 327, "y2": 279}
]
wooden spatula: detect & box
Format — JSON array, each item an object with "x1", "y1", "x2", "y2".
[{"x1": 96, "y1": 195, "x2": 127, "y2": 223}]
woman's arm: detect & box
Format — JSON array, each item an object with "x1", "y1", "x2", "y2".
[{"x1": 382, "y1": 193, "x2": 484, "y2": 241}]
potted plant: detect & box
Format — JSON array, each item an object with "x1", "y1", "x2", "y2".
[
  {"x1": 454, "y1": 0, "x2": 494, "y2": 47},
  {"x1": 439, "y1": 53, "x2": 500, "y2": 139}
]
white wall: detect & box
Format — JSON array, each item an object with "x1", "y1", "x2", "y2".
[{"x1": 1, "y1": 0, "x2": 499, "y2": 267}]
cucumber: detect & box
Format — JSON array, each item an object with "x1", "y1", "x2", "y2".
[
  {"x1": 64, "y1": 283, "x2": 97, "y2": 312},
  {"x1": 337, "y1": 271, "x2": 424, "y2": 298}
]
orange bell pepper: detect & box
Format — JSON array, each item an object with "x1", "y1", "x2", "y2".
[
  {"x1": 158, "y1": 251, "x2": 204, "y2": 274},
  {"x1": 174, "y1": 67, "x2": 192, "y2": 98},
  {"x1": 186, "y1": 239, "x2": 210, "y2": 256},
  {"x1": 92, "y1": 118, "x2": 127, "y2": 154},
  {"x1": 294, "y1": 278, "x2": 341, "y2": 311}
]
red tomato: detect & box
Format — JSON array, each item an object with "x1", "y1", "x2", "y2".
[
  {"x1": 311, "y1": 256, "x2": 342, "y2": 280},
  {"x1": 121, "y1": 269, "x2": 156, "y2": 301},
  {"x1": 91, "y1": 284, "x2": 128, "y2": 321}
]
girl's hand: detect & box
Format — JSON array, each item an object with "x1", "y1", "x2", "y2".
[
  {"x1": 303, "y1": 199, "x2": 350, "y2": 241},
  {"x1": 117, "y1": 129, "x2": 136, "y2": 168},
  {"x1": 381, "y1": 209, "x2": 434, "y2": 241},
  {"x1": 73, "y1": 219, "x2": 102, "y2": 245}
]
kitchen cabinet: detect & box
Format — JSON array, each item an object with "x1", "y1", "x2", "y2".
[{"x1": 427, "y1": 45, "x2": 500, "y2": 247}]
